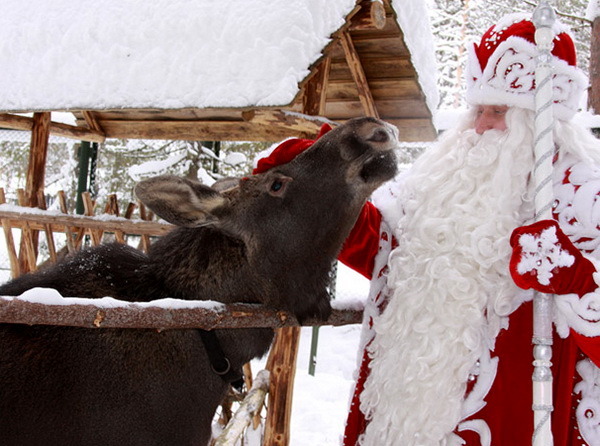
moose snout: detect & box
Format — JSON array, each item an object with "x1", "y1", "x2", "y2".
[{"x1": 360, "y1": 120, "x2": 400, "y2": 152}]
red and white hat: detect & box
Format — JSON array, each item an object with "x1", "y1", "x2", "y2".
[{"x1": 466, "y1": 13, "x2": 588, "y2": 120}]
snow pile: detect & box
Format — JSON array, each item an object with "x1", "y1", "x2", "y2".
[
  {"x1": 393, "y1": 0, "x2": 440, "y2": 119},
  {"x1": 0, "y1": 0, "x2": 355, "y2": 111}
]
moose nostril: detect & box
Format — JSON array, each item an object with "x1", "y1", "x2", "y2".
[{"x1": 368, "y1": 128, "x2": 389, "y2": 143}]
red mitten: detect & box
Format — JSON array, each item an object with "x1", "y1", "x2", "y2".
[{"x1": 509, "y1": 220, "x2": 597, "y2": 296}]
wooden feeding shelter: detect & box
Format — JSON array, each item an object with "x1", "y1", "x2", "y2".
[
  {"x1": 0, "y1": 0, "x2": 438, "y2": 443},
  {"x1": 0, "y1": 0, "x2": 437, "y2": 149}
]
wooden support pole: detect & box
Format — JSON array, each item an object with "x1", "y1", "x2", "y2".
[
  {"x1": 264, "y1": 326, "x2": 302, "y2": 446},
  {"x1": 36, "y1": 190, "x2": 57, "y2": 263},
  {"x1": 17, "y1": 190, "x2": 37, "y2": 274},
  {"x1": 57, "y1": 190, "x2": 76, "y2": 253},
  {"x1": 0, "y1": 189, "x2": 20, "y2": 278},
  {"x1": 26, "y1": 112, "x2": 50, "y2": 208},
  {"x1": 339, "y1": 31, "x2": 379, "y2": 118},
  {"x1": 16, "y1": 112, "x2": 51, "y2": 274}
]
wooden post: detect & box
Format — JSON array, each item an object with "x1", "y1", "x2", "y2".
[
  {"x1": 25, "y1": 112, "x2": 51, "y2": 208},
  {"x1": 263, "y1": 326, "x2": 302, "y2": 446},
  {"x1": 0, "y1": 189, "x2": 20, "y2": 278},
  {"x1": 17, "y1": 112, "x2": 51, "y2": 275},
  {"x1": 261, "y1": 55, "x2": 332, "y2": 444}
]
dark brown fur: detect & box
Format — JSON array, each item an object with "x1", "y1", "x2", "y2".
[{"x1": 0, "y1": 117, "x2": 399, "y2": 446}]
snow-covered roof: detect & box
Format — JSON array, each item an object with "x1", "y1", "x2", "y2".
[
  {"x1": 1, "y1": 0, "x2": 355, "y2": 110},
  {"x1": 0, "y1": 0, "x2": 439, "y2": 142}
]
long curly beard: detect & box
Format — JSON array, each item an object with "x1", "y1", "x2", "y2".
[{"x1": 359, "y1": 109, "x2": 536, "y2": 445}]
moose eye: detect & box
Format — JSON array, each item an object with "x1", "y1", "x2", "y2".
[
  {"x1": 267, "y1": 176, "x2": 292, "y2": 197},
  {"x1": 271, "y1": 180, "x2": 283, "y2": 192}
]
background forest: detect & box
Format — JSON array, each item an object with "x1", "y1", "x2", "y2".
[{"x1": 0, "y1": 0, "x2": 595, "y2": 209}]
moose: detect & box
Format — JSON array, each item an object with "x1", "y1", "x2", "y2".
[{"x1": 0, "y1": 117, "x2": 399, "y2": 446}]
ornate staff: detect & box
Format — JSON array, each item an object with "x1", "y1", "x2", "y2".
[{"x1": 532, "y1": 2, "x2": 556, "y2": 445}]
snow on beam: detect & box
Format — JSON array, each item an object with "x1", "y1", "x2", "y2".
[{"x1": 0, "y1": 294, "x2": 364, "y2": 330}]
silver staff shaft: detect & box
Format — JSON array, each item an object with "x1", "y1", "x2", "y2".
[{"x1": 532, "y1": 2, "x2": 556, "y2": 445}]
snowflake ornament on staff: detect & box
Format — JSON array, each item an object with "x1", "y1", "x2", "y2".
[{"x1": 532, "y1": 2, "x2": 556, "y2": 445}]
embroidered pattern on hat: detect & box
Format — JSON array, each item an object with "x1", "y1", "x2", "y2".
[{"x1": 466, "y1": 14, "x2": 587, "y2": 121}]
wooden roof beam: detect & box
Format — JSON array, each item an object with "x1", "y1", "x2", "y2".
[
  {"x1": 243, "y1": 110, "x2": 333, "y2": 138},
  {"x1": 339, "y1": 31, "x2": 379, "y2": 118},
  {"x1": 98, "y1": 118, "x2": 326, "y2": 142},
  {"x1": 82, "y1": 110, "x2": 105, "y2": 135},
  {"x1": 0, "y1": 113, "x2": 105, "y2": 143},
  {"x1": 349, "y1": 0, "x2": 386, "y2": 31}
]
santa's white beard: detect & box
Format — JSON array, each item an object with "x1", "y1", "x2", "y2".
[{"x1": 359, "y1": 109, "x2": 536, "y2": 446}]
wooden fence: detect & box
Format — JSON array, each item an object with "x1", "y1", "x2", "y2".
[{"x1": 0, "y1": 187, "x2": 362, "y2": 445}]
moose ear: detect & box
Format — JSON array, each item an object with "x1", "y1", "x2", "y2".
[{"x1": 135, "y1": 175, "x2": 228, "y2": 227}]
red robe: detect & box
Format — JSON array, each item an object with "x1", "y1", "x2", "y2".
[{"x1": 340, "y1": 154, "x2": 600, "y2": 445}]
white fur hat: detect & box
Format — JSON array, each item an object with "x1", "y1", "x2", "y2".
[{"x1": 466, "y1": 13, "x2": 588, "y2": 121}]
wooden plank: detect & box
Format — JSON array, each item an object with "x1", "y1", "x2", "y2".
[
  {"x1": 0, "y1": 298, "x2": 363, "y2": 331},
  {"x1": 327, "y1": 78, "x2": 423, "y2": 101},
  {"x1": 0, "y1": 113, "x2": 105, "y2": 143},
  {"x1": 339, "y1": 31, "x2": 379, "y2": 118},
  {"x1": 57, "y1": 191, "x2": 76, "y2": 253},
  {"x1": 329, "y1": 56, "x2": 416, "y2": 81},
  {"x1": 17, "y1": 190, "x2": 37, "y2": 274},
  {"x1": 105, "y1": 195, "x2": 125, "y2": 244},
  {"x1": 329, "y1": 35, "x2": 409, "y2": 60},
  {"x1": 243, "y1": 110, "x2": 329, "y2": 137},
  {"x1": 98, "y1": 120, "x2": 312, "y2": 142},
  {"x1": 82, "y1": 192, "x2": 102, "y2": 246},
  {"x1": 302, "y1": 57, "x2": 330, "y2": 116},
  {"x1": 137, "y1": 202, "x2": 153, "y2": 253},
  {"x1": 36, "y1": 190, "x2": 57, "y2": 263},
  {"x1": 264, "y1": 326, "x2": 302, "y2": 446},
  {"x1": 0, "y1": 206, "x2": 172, "y2": 237},
  {"x1": 75, "y1": 107, "x2": 247, "y2": 123},
  {"x1": 385, "y1": 118, "x2": 437, "y2": 142},
  {"x1": 0, "y1": 189, "x2": 20, "y2": 278},
  {"x1": 325, "y1": 98, "x2": 431, "y2": 120}
]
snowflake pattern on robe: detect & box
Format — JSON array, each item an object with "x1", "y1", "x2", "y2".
[{"x1": 516, "y1": 224, "x2": 575, "y2": 285}]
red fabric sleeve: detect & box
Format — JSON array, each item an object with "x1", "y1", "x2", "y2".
[{"x1": 338, "y1": 202, "x2": 382, "y2": 280}]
